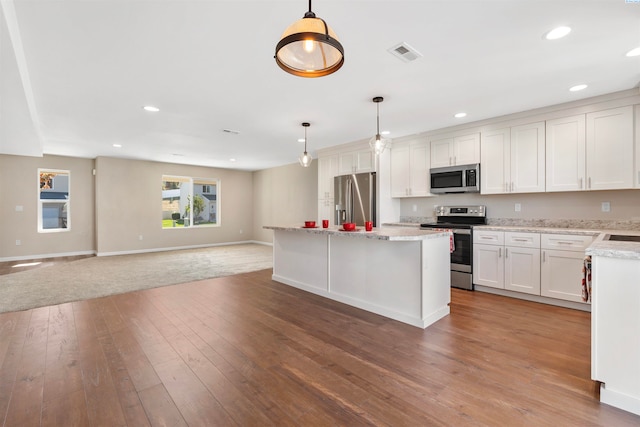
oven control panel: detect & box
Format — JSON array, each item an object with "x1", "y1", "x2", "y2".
[{"x1": 435, "y1": 205, "x2": 486, "y2": 217}]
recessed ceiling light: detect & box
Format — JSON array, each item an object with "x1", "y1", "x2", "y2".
[
  {"x1": 143, "y1": 105, "x2": 160, "y2": 112},
  {"x1": 298, "y1": 138, "x2": 305, "y2": 143},
  {"x1": 112, "y1": 143, "x2": 122, "y2": 148},
  {"x1": 544, "y1": 26, "x2": 571, "y2": 40},
  {"x1": 172, "y1": 153, "x2": 184, "y2": 157},
  {"x1": 569, "y1": 84, "x2": 588, "y2": 92},
  {"x1": 626, "y1": 47, "x2": 640, "y2": 57},
  {"x1": 223, "y1": 129, "x2": 240, "y2": 135},
  {"x1": 454, "y1": 112, "x2": 467, "y2": 118},
  {"x1": 229, "y1": 158, "x2": 237, "y2": 162},
  {"x1": 381, "y1": 131, "x2": 390, "y2": 135}
]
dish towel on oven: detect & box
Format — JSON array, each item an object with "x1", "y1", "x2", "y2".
[
  {"x1": 582, "y1": 255, "x2": 592, "y2": 303},
  {"x1": 434, "y1": 228, "x2": 455, "y2": 253}
]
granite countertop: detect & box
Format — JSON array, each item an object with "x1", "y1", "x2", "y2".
[
  {"x1": 263, "y1": 225, "x2": 450, "y2": 242},
  {"x1": 473, "y1": 225, "x2": 601, "y2": 236}
]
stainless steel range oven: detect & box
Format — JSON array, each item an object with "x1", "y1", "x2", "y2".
[{"x1": 420, "y1": 205, "x2": 487, "y2": 290}]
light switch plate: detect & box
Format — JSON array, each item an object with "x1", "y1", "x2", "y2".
[
  {"x1": 515, "y1": 203, "x2": 521, "y2": 212},
  {"x1": 601, "y1": 202, "x2": 610, "y2": 212}
]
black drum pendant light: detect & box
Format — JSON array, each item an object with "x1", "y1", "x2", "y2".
[
  {"x1": 275, "y1": 0, "x2": 344, "y2": 78},
  {"x1": 299, "y1": 122, "x2": 313, "y2": 167}
]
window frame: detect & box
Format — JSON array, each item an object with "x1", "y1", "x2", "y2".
[
  {"x1": 37, "y1": 168, "x2": 70, "y2": 233},
  {"x1": 162, "y1": 175, "x2": 220, "y2": 229}
]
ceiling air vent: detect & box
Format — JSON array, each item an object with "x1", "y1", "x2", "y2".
[{"x1": 387, "y1": 42, "x2": 422, "y2": 63}]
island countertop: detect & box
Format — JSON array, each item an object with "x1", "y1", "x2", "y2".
[{"x1": 263, "y1": 225, "x2": 450, "y2": 241}]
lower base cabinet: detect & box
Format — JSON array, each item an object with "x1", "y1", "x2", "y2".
[{"x1": 474, "y1": 230, "x2": 594, "y2": 305}]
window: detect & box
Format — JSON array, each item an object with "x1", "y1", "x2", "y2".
[
  {"x1": 38, "y1": 169, "x2": 70, "y2": 232},
  {"x1": 162, "y1": 175, "x2": 219, "y2": 228}
]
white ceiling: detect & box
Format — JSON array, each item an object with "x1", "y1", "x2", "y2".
[{"x1": 1, "y1": 0, "x2": 639, "y2": 171}]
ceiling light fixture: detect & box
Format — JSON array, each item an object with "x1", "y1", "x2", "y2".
[
  {"x1": 626, "y1": 47, "x2": 640, "y2": 57},
  {"x1": 112, "y1": 144, "x2": 122, "y2": 148},
  {"x1": 143, "y1": 105, "x2": 160, "y2": 112},
  {"x1": 369, "y1": 97, "x2": 391, "y2": 156},
  {"x1": 544, "y1": 26, "x2": 571, "y2": 40},
  {"x1": 569, "y1": 84, "x2": 588, "y2": 92},
  {"x1": 275, "y1": 0, "x2": 344, "y2": 78},
  {"x1": 299, "y1": 122, "x2": 313, "y2": 167},
  {"x1": 454, "y1": 112, "x2": 467, "y2": 118}
]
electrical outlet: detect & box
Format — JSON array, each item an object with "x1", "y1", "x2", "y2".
[
  {"x1": 15, "y1": 240, "x2": 21, "y2": 246},
  {"x1": 239, "y1": 229, "x2": 243, "y2": 234},
  {"x1": 412, "y1": 204, "x2": 417, "y2": 212},
  {"x1": 515, "y1": 203, "x2": 521, "y2": 212},
  {"x1": 601, "y1": 202, "x2": 610, "y2": 212},
  {"x1": 15, "y1": 205, "x2": 23, "y2": 212},
  {"x1": 138, "y1": 235, "x2": 143, "y2": 240}
]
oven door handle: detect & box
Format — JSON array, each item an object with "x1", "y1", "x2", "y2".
[{"x1": 451, "y1": 229, "x2": 471, "y2": 235}]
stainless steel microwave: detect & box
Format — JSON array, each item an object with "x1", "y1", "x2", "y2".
[{"x1": 430, "y1": 163, "x2": 480, "y2": 194}]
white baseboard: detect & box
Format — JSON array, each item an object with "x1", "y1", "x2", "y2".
[
  {"x1": 0, "y1": 250, "x2": 96, "y2": 263},
  {"x1": 475, "y1": 285, "x2": 591, "y2": 312},
  {"x1": 96, "y1": 240, "x2": 271, "y2": 257}
]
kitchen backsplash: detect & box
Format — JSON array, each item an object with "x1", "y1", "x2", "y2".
[{"x1": 399, "y1": 216, "x2": 640, "y2": 231}]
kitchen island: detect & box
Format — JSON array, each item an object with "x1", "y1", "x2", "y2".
[
  {"x1": 587, "y1": 234, "x2": 640, "y2": 417},
  {"x1": 263, "y1": 225, "x2": 451, "y2": 328}
]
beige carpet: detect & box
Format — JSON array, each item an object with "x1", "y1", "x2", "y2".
[{"x1": 0, "y1": 243, "x2": 273, "y2": 313}]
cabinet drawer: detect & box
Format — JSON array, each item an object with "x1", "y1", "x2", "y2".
[
  {"x1": 541, "y1": 234, "x2": 594, "y2": 251},
  {"x1": 505, "y1": 232, "x2": 540, "y2": 248},
  {"x1": 474, "y1": 230, "x2": 504, "y2": 245}
]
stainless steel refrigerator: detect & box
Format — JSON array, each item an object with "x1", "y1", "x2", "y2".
[{"x1": 334, "y1": 172, "x2": 376, "y2": 227}]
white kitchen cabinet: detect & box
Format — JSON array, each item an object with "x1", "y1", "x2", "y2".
[
  {"x1": 636, "y1": 105, "x2": 640, "y2": 188},
  {"x1": 480, "y1": 122, "x2": 545, "y2": 194},
  {"x1": 390, "y1": 137, "x2": 431, "y2": 197},
  {"x1": 586, "y1": 106, "x2": 634, "y2": 190},
  {"x1": 545, "y1": 114, "x2": 586, "y2": 192},
  {"x1": 546, "y1": 106, "x2": 633, "y2": 192},
  {"x1": 317, "y1": 155, "x2": 339, "y2": 226},
  {"x1": 338, "y1": 149, "x2": 374, "y2": 174},
  {"x1": 473, "y1": 230, "x2": 504, "y2": 289},
  {"x1": 540, "y1": 233, "x2": 594, "y2": 303},
  {"x1": 430, "y1": 133, "x2": 480, "y2": 168},
  {"x1": 503, "y1": 232, "x2": 541, "y2": 295},
  {"x1": 474, "y1": 230, "x2": 540, "y2": 295},
  {"x1": 318, "y1": 155, "x2": 339, "y2": 200}
]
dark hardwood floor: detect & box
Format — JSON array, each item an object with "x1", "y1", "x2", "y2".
[{"x1": 1, "y1": 269, "x2": 638, "y2": 426}]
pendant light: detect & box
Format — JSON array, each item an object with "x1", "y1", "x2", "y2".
[
  {"x1": 369, "y1": 96, "x2": 391, "y2": 156},
  {"x1": 275, "y1": 0, "x2": 344, "y2": 78},
  {"x1": 299, "y1": 122, "x2": 313, "y2": 167}
]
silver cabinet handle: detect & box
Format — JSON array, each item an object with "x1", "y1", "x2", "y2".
[
  {"x1": 556, "y1": 241, "x2": 573, "y2": 245},
  {"x1": 511, "y1": 182, "x2": 514, "y2": 192},
  {"x1": 480, "y1": 236, "x2": 495, "y2": 240},
  {"x1": 542, "y1": 251, "x2": 546, "y2": 262},
  {"x1": 499, "y1": 247, "x2": 502, "y2": 257},
  {"x1": 453, "y1": 156, "x2": 457, "y2": 165},
  {"x1": 513, "y1": 238, "x2": 528, "y2": 242},
  {"x1": 505, "y1": 247, "x2": 509, "y2": 258},
  {"x1": 588, "y1": 177, "x2": 591, "y2": 189},
  {"x1": 579, "y1": 177, "x2": 583, "y2": 189}
]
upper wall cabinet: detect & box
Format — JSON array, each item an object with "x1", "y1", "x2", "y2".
[
  {"x1": 390, "y1": 137, "x2": 431, "y2": 198},
  {"x1": 480, "y1": 122, "x2": 545, "y2": 194},
  {"x1": 546, "y1": 106, "x2": 634, "y2": 192},
  {"x1": 430, "y1": 133, "x2": 480, "y2": 168},
  {"x1": 338, "y1": 149, "x2": 374, "y2": 175}
]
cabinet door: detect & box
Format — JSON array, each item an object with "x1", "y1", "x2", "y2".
[
  {"x1": 409, "y1": 141, "x2": 430, "y2": 196},
  {"x1": 510, "y1": 122, "x2": 545, "y2": 193},
  {"x1": 318, "y1": 155, "x2": 338, "y2": 199},
  {"x1": 546, "y1": 115, "x2": 586, "y2": 192},
  {"x1": 504, "y1": 246, "x2": 540, "y2": 295},
  {"x1": 453, "y1": 133, "x2": 480, "y2": 165},
  {"x1": 338, "y1": 152, "x2": 356, "y2": 174},
  {"x1": 430, "y1": 137, "x2": 453, "y2": 168},
  {"x1": 317, "y1": 199, "x2": 334, "y2": 226},
  {"x1": 355, "y1": 149, "x2": 374, "y2": 173},
  {"x1": 586, "y1": 106, "x2": 634, "y2": 190},
  {"x1": 390, "y1": 143, "x2": 411, "y2": 197},
  {"x1": 480, "y1": 128, "x2": 510, "y2": 194},
  {"x1": 541, "y1": 249, "x2": 588, "y2": 303},
  {"x1": 473, "y1": 243, "x2": 504, "y2": 289}
]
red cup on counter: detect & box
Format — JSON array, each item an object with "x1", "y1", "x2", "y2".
[
  {"x1": 322, "y1": 219, "x2": 329, "y2": 228},
  {"x1": 365, "y1": 221, "x2": 373, "y2": 231}
]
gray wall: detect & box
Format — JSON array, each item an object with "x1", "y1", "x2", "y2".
[
  {"x1": 252, "y1": 161, "x2": 318, "y2": 244},
  {"x1": 400, "y1": 190, "x2": 640, "y2": 222},
  {"x1": 95, "y1": 156, "x2": 254, "y2": 254},
  {"x1": 0, "y1": 154, "x2": 96, "y2": 258}
]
